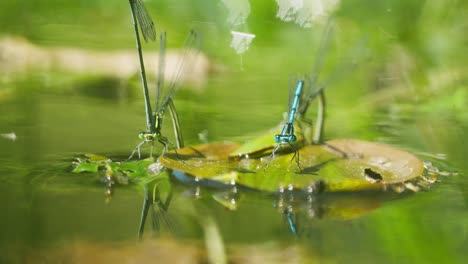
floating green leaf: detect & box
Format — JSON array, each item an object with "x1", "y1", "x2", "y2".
[
  {"x1": 160, "y1": 139, "x2": 426, "y2": 192},
  {"x1": 72, "y1": 154, "x2": 156, "y2": 184},
  {"x1": 160, "y1": 143, "x2": 240, "y2": 182},
  {"x1": 72, "y1": 162, "x2": 100, "y2": 173},
  {"x1": 119, "y1": 159, "x2": 154, "y2": 179}
]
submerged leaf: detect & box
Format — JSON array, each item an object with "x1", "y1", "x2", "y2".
[
  {"x1": 72, "y1": 162, "x2": 100, "y2": 173},
  {"x1": 119, "y1": 159, "x2": 154, "y2": 179}
]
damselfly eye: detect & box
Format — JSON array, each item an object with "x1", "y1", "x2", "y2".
[
  {"x1": 274, "y1": 134, "x2": 281, "y2": 143},
  {"x1": 138, "y1": 132, "x2": 145, "y2": 139}
]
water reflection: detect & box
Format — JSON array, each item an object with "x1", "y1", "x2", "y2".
[
  {"x1": 138, "y1": 167, "x2": 408, "y2": 240},
  {"x1": 137, "y1": 173, "x2": 229, "y2": 263},
  {"x1": 138, "y1": 179, "x2": 174, "y2": 239},
  {"x1": 273, "y1": 190, "x2": 391, "y2": 236}
]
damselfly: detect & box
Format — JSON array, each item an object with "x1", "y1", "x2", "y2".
[
  {"x1": 229, "y1": 20, "x2": 365, "y2": 162},
  {"x1": 127, "y1": 0, "x2": 200, "y2": 159},
  {"x1": 267, "y1": 19, "x2": 364, "y2": 168},
  {"x1": 269, "y1": 79, "x2": 306, "y2": 168},
  {"x1": 267, "y1": 21, "x2": 334, "y2": 168},
  {"x1": 228, "y1": 21, "x2": 332, "y2": 161}
]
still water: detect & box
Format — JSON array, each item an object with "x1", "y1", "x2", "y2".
[{"x1": 0, "y1": 0, "x2": 467, "y2": 263}]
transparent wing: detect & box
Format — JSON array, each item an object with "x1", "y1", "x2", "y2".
[
  {"x1": 134, "y1": 0, "x2": 156, "y2": 42},
  {"x1": 287, "y1": 74, "x2": 296, "y2": 114},
  {"x1": 309, "y1": 19, "x2": 334, "y2": 87},
  {"x1": 154, "y1": 32, "x2": 166, "y2": 112},
  {"x1": 153, "y1": 205, "x2": 178, "y2": 234},
  {"x1": 297, "y1": 74, "x2": 313, "y2": 116},
  {"x1": 158, "y1": 30, "x2": 201, "y2": 113},
  {"x1": 301, "y1": 36, "x2": 368, "y2": 114},
  {"x1": 297, "y1": 20, "x2": 334, "y2": 115},
  {"x1": 317, "y1": 36, "x2": 368, "y2": 90}
]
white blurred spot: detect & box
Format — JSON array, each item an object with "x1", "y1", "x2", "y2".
[
  {"x1": 275, "y1": 0, "x2": 340, "y2": 27},
  {"x1": 198, "y1": 129, "x2": 209, "y2": 143},
  {"x1": 276, "y1": 0, "x2": 304, "y2": 22},
  {"x1": 1, "y1": 132, "x2": 16, "y2": 141},
  {"x1": 230, "y1": 31, "x2": 256, "y2": 54},
  {"x1": 147, "y1": 162, "x2": 164, "y2": 175},
  {"x1": 221, "y1": 0, "x2": 251, "y2": 26}
]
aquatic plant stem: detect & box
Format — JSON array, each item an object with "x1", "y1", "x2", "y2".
[
  {"x1": 313, "y1": 90, "x2": 325, "y2": 143},
  {"x1": 167, "y1": 99, "x2": 184, "y2": 148}
]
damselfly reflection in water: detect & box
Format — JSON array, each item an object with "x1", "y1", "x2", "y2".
[
  {"x1": 127, "y1": 0, "x2": 200, "y2": 159},
  {"x1": 138, "y1": 176, "x2": 176, "y2": 239}
]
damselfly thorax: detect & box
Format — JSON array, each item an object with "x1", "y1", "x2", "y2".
[{"x1": 138, "y1": 113, "x2": 164, "y2": 141}]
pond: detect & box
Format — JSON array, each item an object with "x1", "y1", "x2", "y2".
[{"x1": 0, "y1": 0, "x2": 467, "y2": 263}]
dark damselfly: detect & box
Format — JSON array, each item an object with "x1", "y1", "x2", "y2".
[{"x1": 127, "y1": 0, "x2": 200, "y2": 159}]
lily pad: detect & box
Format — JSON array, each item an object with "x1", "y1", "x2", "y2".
[
  {"x1": 159, "y1": 139, "x2": 425, "y2": 192},
  {"x1": 160, "y1": 143, "x2": 240, "y2": 183},
  {"x1": 228, "y1": 121, "x2": 310, "y2": 159},
  {"x1": 72, "y1": 162, "x2": 100, "y2": 173}
]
